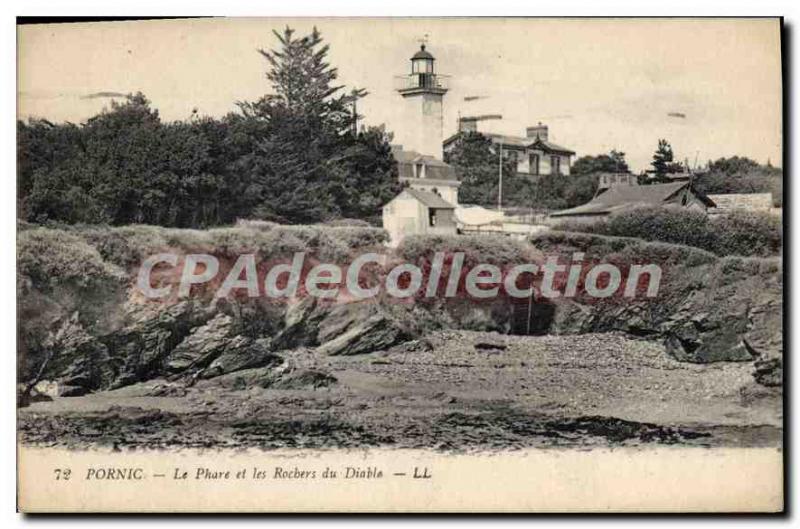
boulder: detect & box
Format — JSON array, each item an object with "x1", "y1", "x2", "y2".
[
  {"x1": 201, "y1": 360, "x2": 336, "y2": 391},
  {"x1": 753, "y1": 357, "x2": 782, "y2": 387},
  {"x1": 199, "y1": 338, "x2": 283, "y2": 379},
  {"x1": 164, "y1": 313, "x2": 242, "y2": 373},
  {"x1": 316, "y1": 312, "x2": 404, "y2": 356},
  {"x1": 271, "y1": 297, "x2": 327, "y2": 350},
  {"x1": 39, "y1": 312, "x2": 115, "y2": 393},
  {"x1": 105, "y1": 300, "x2": 214, "y2": 387}
]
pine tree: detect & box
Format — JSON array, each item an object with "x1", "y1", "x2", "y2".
[
  {"x1": 238, "y1": 27, "x2": 396, "y2": 223},
  {"x1": 651, "y1": 139, "x2": 674, "y2": 179}
]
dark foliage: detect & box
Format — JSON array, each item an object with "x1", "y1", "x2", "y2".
[
  {"x1": 553, "y1": 206, "x2": 781, "y2": 257},
  {"x1": 17, "y1": 27, "x2": 401, "y2": 228},
  {"x1": 444, "y1": 131, "x2": 598, "y2": 210}
]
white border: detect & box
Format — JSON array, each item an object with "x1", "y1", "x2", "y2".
[{"x1": 4, "y1": 2, "x2": 795, "y2": 526}]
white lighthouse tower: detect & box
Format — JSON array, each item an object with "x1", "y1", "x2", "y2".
[{"x1": 396, "y1": 44, "x2": 448, "y2": 159}]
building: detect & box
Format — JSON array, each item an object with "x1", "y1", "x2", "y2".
[
  {"x1": 382, "y1": 188, "x2": 457, "y2": 246},
  {"x1": 384, "y1": 44, "x2": 460, "y2": 245},
  {"x1": 707, "y1": 193, "x2": 779, "y2": 216},
  {"x1": 392, "y1": 146, "x2": 460, "y2": 205},
  {"x1": 548, "y1": 181, "x2": 716, "y2": 223},
  {"x1": 596, "y1": 172, "x2": 638, "y2": 190},
  {"x1": 443, "y1": 122, "x2": 575, "y2": 178},
  {"x1": 394, "y1": 44, "x2": 448, "y2": 159}
]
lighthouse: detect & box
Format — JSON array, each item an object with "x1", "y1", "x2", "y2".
[
  {"x1": 396, "y1": 44, "x2": 448, "y2": 159},
  {"x1": 383, "y1": 42, "x2": 460, "y2": 247}
]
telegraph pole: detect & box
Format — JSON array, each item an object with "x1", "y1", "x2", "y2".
[{"x1": 498, "y1": 142, "x2": 503, "y2": 210}]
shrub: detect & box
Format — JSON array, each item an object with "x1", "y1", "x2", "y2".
[
  {"x1": 397, "y1": 234, "x2": 538, "y2": 266},
  {"x1": 553, "y1": 206, "x2": 781, "y2": 257},
  {"x1": 710, "y1": 211, "x2": 782, "y2": 257},
  {"x1": 76, "y1": 225, "x2": 169, "y2": 268},
  {"x1": 18, "y1": 228, "x2": 124, "y2": 291},
  {"x1": 532, "y1": 231, "x2": 718, "y2": 268},
  {"x1": 604, "y1": 206, "x2": 714, "y2": 250}
]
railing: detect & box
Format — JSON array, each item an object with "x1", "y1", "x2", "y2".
[{"x1": 394, "y1": 73, "x2": 450, "y2": 91}]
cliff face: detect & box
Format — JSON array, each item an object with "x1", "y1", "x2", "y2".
[{"x1": 17, "y1": 227, "x2": 782, "y2": 402}]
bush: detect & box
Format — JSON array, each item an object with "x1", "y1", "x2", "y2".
[
  {"x1": 553, "y1": 206, "x2": 781, "y2": 257},
  {"x1": 710, "y1": 211, "x2": 782, "y2": 257},
  {"x1": 18, "y1": 228, "x2": 124, "y2": 291},
  {"x1": 532, "y1": 231, "x2": 718, "y2": 268},
  {"x1": 397, "y1": 234, "x2": 538, "y2": 266},
  {"x1": 76, "y1": 225, "x2": 169, "y2": 268}
]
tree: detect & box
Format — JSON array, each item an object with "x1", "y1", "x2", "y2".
[
  {"x1": 17, "y1": 27, "x2": 401, "y2": 227},
  {"x1": 237, "y1": 26, "x2": 398, "y2": 223},
  {"x1": 649, "y1": 139, "x2": 685, "y2": 182},
  {"x1": 694, "y1": 156, "x2": 783, "y2": 206},
  {"x1": 444, "y1": 131, "x2": 518, "y2": 206},
  {"x1": 571, "y1": 150, "x2": 629, "y2": 175}
]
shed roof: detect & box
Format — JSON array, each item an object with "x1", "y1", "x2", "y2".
[
  {"x1": 402, "y1": 188, "x2": 456, "y2": 209},
  {"x1": 550, "y1": 181, "x2": 714, "y2": 217}
]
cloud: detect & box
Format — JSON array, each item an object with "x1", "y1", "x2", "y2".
[{"x1": 81, "y1": 91, "x2": 127, "y2": 100}]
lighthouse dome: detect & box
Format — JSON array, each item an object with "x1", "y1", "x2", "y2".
[{"x1": 411, "y1": 44, "x2": 434, "y2": 60}]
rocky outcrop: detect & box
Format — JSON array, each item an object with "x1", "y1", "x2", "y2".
[
  {"x1": 105, "y1": 300, "x2": 215, "y2": 388},
  {"x1": 42, "y1": 313, "x2": 115, "y2": 395},
  {"x1": 199, "y1": 339, "x2": 282, "y2": 379},
  {"x1": 534, "y1": 233, "x2": 782, "y2": 372}
]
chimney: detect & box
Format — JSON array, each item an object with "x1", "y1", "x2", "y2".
[
  {"x1": 526, "y1": 122, "x2": 548, "y2": 141},
  {"x1": 459, "y1": 117, "x2": 478, "y2": 133}
]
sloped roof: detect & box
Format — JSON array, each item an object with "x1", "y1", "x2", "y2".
[
  {"x1": 402, "y1": 188, "x2": 455, "y2": 209},
  {"x1": 482, "y1": 133, "x2": 531, "y2": 148},
  {"x1": 443, "y1": 132, "x2": 576, "y2": 155},
  {"x1": 550, "y1": 181, "x2": 712, "y2": 217},
  {"x1": 530, "y1": 138, "x2": 576, "y2": 155},
  {"x1": 393, "y1": 149, "x2": 458, "y2": 181}
]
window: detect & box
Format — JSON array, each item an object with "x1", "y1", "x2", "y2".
[
  {"x1": 529, "y1": 154, "x2": 540, "y2": 175},
  {"x1": 415, "y1": 163, "x2": 425, "y2": 179},
  {"x1": 551, "y1": 155, "x2": 561, "y2": 175},
  {"x1": 429, "y1": 209, "x2": 437, "y2": 227}
]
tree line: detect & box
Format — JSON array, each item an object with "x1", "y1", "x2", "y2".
[
  {"x1": 18, "y1": 27, "x2": 402, "y2": 228},
  {"x1": 445, "y1": 133, "x2": 781, "y2": 210}
]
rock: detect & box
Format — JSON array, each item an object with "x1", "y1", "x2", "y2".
[
  {"x1": 271, "y1": 297, "x2": 327, "y2": 350},
  {"x1": 474, "y1": 342, "x2": 508, "y2": 351},
  {"x1": 201, "y1": 361, "x2": 336, "y2": 391},
  {"x1": 316, "y1": 312, "x2": 404, "y2": 356},
  {"x1": 164, "y1": 313, "x2": 243, "y2": 374},
  {"x1": 17, "y1": 384, "x2": 53, "y2": 408},
  {"x1": 665, "y1": 331, "x2": 755, "y2": 364},
  {"x1": 270, "y1": 369, "x2": 337, "y2": 389},
  {"x1": 739, "y1": 381, "x2": 781, "y2": 406},
  {"x1": 199, "y1": 339, "x2": 283, "y2": 379},
  {"x1": 147, "y1": 382, "x2": 188, "y2": 397},
  {"x1": 40, "y1": 313, "x2": 115, "y2": 393},
  {"x1": 390, "y1": 338, "x2": 434, "y2": 354},
  {"x1": 753, "y1": 357, "x2": 782, "y2": 387},
  {"x1": 106, "y1": 300, "x2": 214, "y2": 387}
]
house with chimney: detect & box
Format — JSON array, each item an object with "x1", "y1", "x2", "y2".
[{"x1": 443, "y1": 121, "x2": 576, "y2": 178}]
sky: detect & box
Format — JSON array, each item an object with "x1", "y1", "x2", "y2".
[{"x1": 18, "y1": 17, "x2": 782, "y2": 172}]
